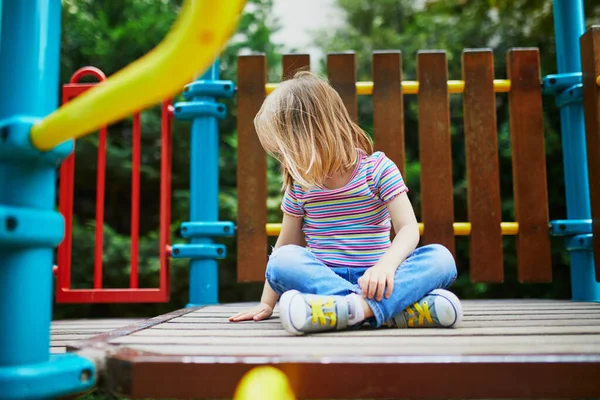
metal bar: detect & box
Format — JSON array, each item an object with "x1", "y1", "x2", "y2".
[
  {"x1": 159, "y1": 99, "x2": 173, "y2": 301},
  {"x1": 0, "y1": 1, "x2": 96, "y2": 397},
  {"x1": 265, "y1": 222, "x2": 520, "y2": 237},
  {"x1": 58, "y1": 68, "x2": 107, "y2": 297},
  {"x1": 549, "y1": 219, "x2": 592, "y2": 236},
  {"x1": 55, "y1": 288, "x2": 168, "y2": 304},
  {"x1": 58, "y1": 136, "x2": 75, "y2": 294},
  {"x1": 552, "y1": 0, "x2": 600, "y2": 301},
  {"x1": 187, "y1": 62, "x2": 221, "y2": 306},
  {"x1": 94, "y1": 125, "x2": 107, "y2": 289},
  {"x1": 0, "y1": 0, "x2": 61, "y2": 368},
  {"x1": 265, "y1": 79, "x2": 512, "y2": 95},
  {"x1": 130, "y1": 112, "x2": 141, "y2": 289}
]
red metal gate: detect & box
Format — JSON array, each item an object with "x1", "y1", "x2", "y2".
[{"x1": 55, "y1": 67, "x2": 172, "y2": 303}]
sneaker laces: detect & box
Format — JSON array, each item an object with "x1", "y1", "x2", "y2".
[
  {"x1": 405, "y1": 301, "x2": 433, "y2": 327},
  {"x1": 309, "y1": 298, "x2": 337, "y2": 327}
]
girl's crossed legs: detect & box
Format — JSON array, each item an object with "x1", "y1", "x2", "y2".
[{"x1": 266, "y1": 244, "x2": 462, "y2": 334}]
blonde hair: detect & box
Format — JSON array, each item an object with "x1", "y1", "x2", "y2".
[{"x1": 253, "y1": 71, "x2": 373, "y2": 190}]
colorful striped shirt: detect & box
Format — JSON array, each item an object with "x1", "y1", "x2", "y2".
[{"x1": 281, "y1": 150, "x2": 408, "y2": 268}]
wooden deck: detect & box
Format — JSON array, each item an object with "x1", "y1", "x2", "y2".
[
  {"x1": 60, "y1": 299, "x2": 600, "y2": 399},
  {"x1": 51, "y1": 319, "x2": 142, "y2": 354}
]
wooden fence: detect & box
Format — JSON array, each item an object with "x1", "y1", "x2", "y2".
[
  {"x1": 236, "y1": 48, "x2": 554, "y2": 284},
  {"x1": 582, "y1": 27, "x2": 600, "y2": 280}
]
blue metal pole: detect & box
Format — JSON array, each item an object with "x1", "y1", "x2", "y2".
[
  {"x1": 0, "y1": 0, "x2": 62, "y2": 370},
  {"x1": 0, "y1": 1, "x2": 95, "y2": 398},
  {"x1": 171, "y1": 62, "x2": 233, "y2": 306},
  {"x1": 552, "y1": 0, "x2": 600, "y2": 302},
  {"x1": 188, "y1": 63, "x2": 221, "y2": 306}
]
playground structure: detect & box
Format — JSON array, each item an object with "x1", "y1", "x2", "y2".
[{"x1": 1, "y1": 0, "x2": 600, "y2": 399}]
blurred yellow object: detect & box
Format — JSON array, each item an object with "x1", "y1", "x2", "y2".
[
  {"x1": 596, "y1": 75, "x2": 600, "y2": 86},
  {"x1": 30, "y1": 0, "x2": 246, "y2": 151},
  {"x1": 233, "y1": 366, "x2": 295, "y2": 400},
  {"x1": 267, "y1": 80, "x2": 511, "y2": 95},
  {"x1": 266, "y1": 222, "x2": 519, "y2": 236}
]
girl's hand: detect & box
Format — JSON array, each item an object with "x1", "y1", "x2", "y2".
[
  {"x1": 358, "y1": 265, "x2": 396, "y2": 302},
  {"x1": 229, "y1": 302, "x2": 274, "y2": 322}
]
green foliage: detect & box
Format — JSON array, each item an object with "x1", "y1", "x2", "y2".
[
  {"x1": 54, "y1": 0, "x2": 282, "y2": 319},
  {"x1": 314, "y1": 0, "x2": 599, "y2": 299},
  {"x1": 54, "y1": 0, "x2": 600, "y2": 321}
]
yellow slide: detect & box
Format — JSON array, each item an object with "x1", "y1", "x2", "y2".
[{"x1": 30, "y1": 0, "x2": 245, "y2": 151}]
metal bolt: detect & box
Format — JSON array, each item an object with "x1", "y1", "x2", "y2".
[
  {"x1": 549, "y1": 78, "x2": 556, "y2": 84},
  {"x1": 184, "y1": 86, "x2": 190, "y2": 92},
  {"x1": 224, "y1": 226, "x2": 230, "y2": 233},
  {"x1": 0, "y1": 126, "x2": 8, "y2": 142},
  {"x1": 559, "y1": 224, "x2": 566, "y2": 231},
  {"x1": 217, "y1": 248, "x2": 224, "y2": 255},
  {"x1": 579, "y1": 238, "x2": 585, "y2": 245},
  {"x1": 175, "y1": 106, "x2": 181, "y2": 113},
  {"x1": 217, "y1": 106, "x2": 224, "y2": 113},
  {"x1": 224, "y1": 84, "x2": 231, "y2": 90},
  {"x1": 182, "y1": 227, "x2": 187, "y2": 232},
  {"x1": 5, "y1": 217, "x2": 17, "y2": 232},
  {"x1": 80, "y1": 369, "x2": 92, "y2": 383},
  {"x1": 174, "y1": 248, "x2": 180, "y2": 255}
]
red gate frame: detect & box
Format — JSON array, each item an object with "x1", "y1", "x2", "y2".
[{"x1": 55, "y1": 66, "x2": 172, "y2": 303}]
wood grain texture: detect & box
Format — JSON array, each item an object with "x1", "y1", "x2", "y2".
[
  {"x1": 507, "y1": 49, "x2": 552, "y2": 282},
  {"x1": 581, "y1": 27, "x2": 600, "y2": 279},
  {"x1": 373, "y1": 51, "x2": 405, "y2": 175},
  {"x1": 462, "y1": 49, "x2": 503, "y2": 282},
  {"x1": 282, "y1": 54, "x2": 310, "y2": 80},
  {"x1": 327, "y1": 52, "x2": 358, "y2": 121},
  {"x1": 60, "y1": 300, "x2": 600, "y2": 399},
  {"x1": 104, "y1": 357, "x2": 600, "y2": 400},
  {"x1": 236, "y1": 55, "x2": 268, "y2": 282},
  {"x1": 417, "y1": 51, "x2": 455, "y2": 254}
]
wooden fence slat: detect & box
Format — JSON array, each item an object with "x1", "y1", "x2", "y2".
[
  {"x1": 373, "y1": 51, "x2": 405, "y2": 176},
  {"x1": 237, "y1": 55, "x2": 267, "y2": 282},
  {"x1": 462, "y1": 49, "x2": 503, "y2": 282},
  {"x1": 283, "y1": 54, "x2": 310, "y2": 80},
  {"x1": 580, "y1": 27, "x2": 600, "y2": 280},
  {"x1": 507, "y1": 48, "x2": 552, "y2": 282},
  {"x1": 327, "y1": 52, "x2": 358, "y2": 121},
  {"x1": 417, "y1": 51, "x2": 455, "y2": 254}
]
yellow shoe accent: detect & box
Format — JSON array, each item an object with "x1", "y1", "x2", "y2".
[
  {"x1": 405, "y1": 301, "x2": 433, "y2": 327},
  {"x1": 310, "y1": 298, "x2": 337, "y2": 327}
]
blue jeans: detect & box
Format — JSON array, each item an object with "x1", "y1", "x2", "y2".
[{"x1": 266, "y1": 244, "x2": 457, "y2": 327}]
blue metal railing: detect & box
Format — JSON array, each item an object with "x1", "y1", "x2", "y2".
[
  {"x1": 173, "y1": 61, "x2": 235, "y2": 306},
  {"x1": 550, "y1": 0, "x2": 599, "y2": 301}
]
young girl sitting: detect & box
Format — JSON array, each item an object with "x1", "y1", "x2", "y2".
[{"x1": 230, "y1": 71, "x2": 463, "y2": 335}]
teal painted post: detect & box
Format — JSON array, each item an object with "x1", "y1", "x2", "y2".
[
  {"x1": 552, "y1": 0, "x2": 600, "y2": 301},
  {"x1": 172, "y1": 61, "x2": 235, "y2": 307},
  {"x1": 0, "y1": 1, "x2": 96, "y2": 398}
]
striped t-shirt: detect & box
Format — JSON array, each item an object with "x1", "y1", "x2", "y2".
[{"x1": 281, "y1": 150, "x2": 408, "y2": 268}]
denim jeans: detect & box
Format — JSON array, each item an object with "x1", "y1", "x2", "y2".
[{"x1": 266, "y1": 244, "x2": 457, "y2": 327}]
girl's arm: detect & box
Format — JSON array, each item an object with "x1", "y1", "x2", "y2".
[
  {"x1": 358, "y1": 192, "x2": 420, "y2": 301},
  {"x1": 376, "y1": 192, "x2": 420, "y2": 269},
  {"x1": 230, "y1": 213, "x2": 304, "y2": 322}
]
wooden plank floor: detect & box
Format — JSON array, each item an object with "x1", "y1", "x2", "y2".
[
  {"x1": 66, "y1": 300, "x2": 600, "y2": 399},
  {"x1": 51, "y1": 318, "x2": 142, "y2": 354}
]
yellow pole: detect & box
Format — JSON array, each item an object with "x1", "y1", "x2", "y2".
[
  {"x1": 267, "y1": 79, "x2": 511, "y2": 95},
  {"x1": 266, "y1": 222, "x2": 519, "y2": 236},
  {"x1": 30, "y1": 0, "x2": 246, "y2": 151}
]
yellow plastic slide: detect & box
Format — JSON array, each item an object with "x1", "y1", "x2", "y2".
[{"x1": 30, "y1": 0, "x2": 245, "y2": 151}]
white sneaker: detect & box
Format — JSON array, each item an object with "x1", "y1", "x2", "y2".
[
  {"x1": 387, "y1": 289, "x2": 463, "y2": 328},
  {"x1": 278, "y1": 290, "x2": 351, "y2": 335}
]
